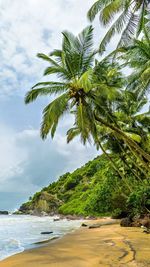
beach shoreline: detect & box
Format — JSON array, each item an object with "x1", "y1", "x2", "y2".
[{"x1": 1, "y1": 218, "x2": 150, "y2": 267}]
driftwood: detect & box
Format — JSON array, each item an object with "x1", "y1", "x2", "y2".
[{"x1": 86, "y1": 220, "x2": 119, "y2": 229}]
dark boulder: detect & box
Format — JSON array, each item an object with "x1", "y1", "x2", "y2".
[
  {"x1": 81, "y1": 223, "x2": 88, "y2": 227},
  {"x1": 53, "y1": 218, "x2": 60, "y2": 222},
  {"x1": 41, "y1": 231, "x2": 53, "y2": 235},
  {"x1": 140, "y1": 217, "x2": 150, "y2": 228},
  {"x1": 120, "y1": 217, "x2": 132, "y2": 227}
]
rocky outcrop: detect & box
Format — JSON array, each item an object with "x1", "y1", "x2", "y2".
[
  {"x1": 120, "y1": 214, "x2": 150, "y2": 230},
  {"x1": 19, "y1": 191, "x2": 63, "y2": 215}
]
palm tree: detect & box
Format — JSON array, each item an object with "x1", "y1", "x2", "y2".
[
  {"x1": 25, "y1": 26, "x2": 98, "y2": 143},
  {"x1": 119, "y1": 32, "x2": 150, "y2": 98},
  {"x1": 103, "y1": 90, "x2": 150, "y2": 177},
  {"x1": 25, "y1": 26, "x2": 150, "y2": 170},
  {"x1": 87, "y1": 0, "x2": 150, "y2": 52},
  {"x1": 25, "y1": 26, "x2": 122, "y2": 144}
]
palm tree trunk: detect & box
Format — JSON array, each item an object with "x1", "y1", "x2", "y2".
[
  {"x1": 110, "y1": 137, "x2": 145, "y2": 181},
  {"x1": 106, "y1": 130, "x2": 149, "y2": 180},
  {"x1": 98, "y1": 141, "x2": 133, "y2": 192}
]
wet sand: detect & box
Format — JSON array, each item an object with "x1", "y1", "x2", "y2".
[{"x1": 1, "y1": 220, "x2": 150, "y2": 267}]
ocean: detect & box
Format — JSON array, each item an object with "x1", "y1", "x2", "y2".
[{"x1": 0, "y1": 215, "x2": 82, "y2": 261}]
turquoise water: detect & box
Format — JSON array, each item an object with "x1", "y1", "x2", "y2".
[{"x1": 0, "y1": 215, "x2": 82, "y2": 260}]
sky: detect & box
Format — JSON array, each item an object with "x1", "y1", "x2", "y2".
[{"x1": 0, "y1": 0, "x2": 118, "y2": 211}]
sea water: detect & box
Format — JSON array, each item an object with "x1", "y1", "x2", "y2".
[{"x1": 0, "y1": 215, "x2": 82, "y2": 261}]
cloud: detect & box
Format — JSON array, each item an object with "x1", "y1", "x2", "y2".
[
  {"x1": 0, "y1": 122, "x2": 98, "y2": 210},
  {"x1": 0, "y1": 0, "x2": 95, "y2": 98}
]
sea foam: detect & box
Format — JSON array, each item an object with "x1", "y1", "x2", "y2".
[{"x1": 0, "y1": 215, "x2": 82, "y2": 260}]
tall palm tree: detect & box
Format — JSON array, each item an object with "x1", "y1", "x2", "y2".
[
  {"x1": 103, "y1": 90, "x2": 150, "y2": 177},
  {"x1": 87, "y1": 0, "x2": 150, "y2": 52},
  {"x1": 25, "y1": 26, "x2": 150, "y2": 169},
  {"x1": 25, "y1": 26, "x2": 98, "y2": 143},
  {"x1": 119, "y1": 32, "x2": 150, "y2": 97}
]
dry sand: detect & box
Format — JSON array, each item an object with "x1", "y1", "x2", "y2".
[{"x1": 0, "y1": 219, "x2": 150, "y2": 267}]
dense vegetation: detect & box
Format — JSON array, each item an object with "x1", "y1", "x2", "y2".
[
  {"x1": 20, "y1": 154, "x2": 150, "y2": 217},
  {"x1": 22, "y1": 1, "x2": 150, "y2": 218}
]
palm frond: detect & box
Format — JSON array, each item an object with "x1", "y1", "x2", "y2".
[
  {"x1": 99, "y1": 9, "x2": 131, "y2": 53},
  {"x1": 136, "y1": 2, "x2": 146, "y2": 37},
  {"x1": 67, "y1": 127, "x2": 80, "y2": 143},
  {"x1": 117, "y1": 13, "x2": 139, "y2": 47},
  {"x1": 100, "y1": 0, "x2": 122, "y2": 26},
  {"x1": 41, "y1": 93, "x2": 69, "y2": 139},
  {"x1": 32, "y1": 81, "x2": 66, "y2": 89},
  {"x1": 87, "y1": 0, "x2": 110, "y2": 22},
  {"x1": 37, "y1": 53, "x2": 62, "y2": 68},
  {"x1": 25, "y1": 85, "x2": 67, "y2": 104},
  {"x1": 78, "y1": 25, "x2": 94, "y2": 73}
]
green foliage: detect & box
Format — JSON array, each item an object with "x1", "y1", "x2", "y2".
[
  {"x1": 88, "y1": 0, "x2": 149, "y2": 51},
  {"x1": 20, "y1": 154, "x2": 150, "y2": 217},
  {"x1": 64, "y1": 173, "x2": 82, "y2": 190},
  {"x1": 127, "y1": 185, "x2": 150, "y2": 216}
]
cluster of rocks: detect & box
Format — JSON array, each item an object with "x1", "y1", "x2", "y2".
[{"x1": 120, "y1": 214, "x2": 150, "y2": 233}]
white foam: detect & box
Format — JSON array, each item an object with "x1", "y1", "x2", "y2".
[{"x1": 0, "y1": 215, "x2": 82, "y2": 260}]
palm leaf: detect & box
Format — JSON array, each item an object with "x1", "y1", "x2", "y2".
[
  {"x1": 87, "y1": 0, "x2": 110, "y2": 22},
  {"x1": 41, "y1": 93, "x2": 69, "y2": 139},
  {"x1": 67, "y1": 127, "x2": 80, "y2": 143},
  {"x1": 99, "y1": 9, "x2": 131, "y2": 53},
  {"x1": 100, "y1": 0, "x2": 122, "y2": 26},
  {"x1": 25, "y1": 85, "x2": 67, "y2": 104},
  {"x1": 32, "y1": 81, "x2": 66, "y2": 89}
]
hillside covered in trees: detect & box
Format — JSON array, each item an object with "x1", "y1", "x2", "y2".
[{"x1": 19, "y1": 153, "x2": 150, "y2": 218}]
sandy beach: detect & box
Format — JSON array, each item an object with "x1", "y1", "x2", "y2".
[{"x1": 0, "y1": 219, "x2": 150, "y2": 267}]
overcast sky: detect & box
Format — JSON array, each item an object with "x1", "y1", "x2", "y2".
[{"x1": 0, "y1": 0, "x2": 119, "y2": 211}]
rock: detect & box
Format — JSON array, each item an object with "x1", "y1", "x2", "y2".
[
  {"x1": 120, "y1": 217, "x2": 132, "y2": 227},
  {"x1": 0, "y1": 211, "x2": 9, "y2": 215},
  {"x1": 41, "y1": 231, "x2": 53, "y2": 235},
  {"x1": 13, "y1": 210, "x2": 23, "y2": 215},
  {"x1": 41, "y1": 211, "x2": 48, "y2": 216},
  {"x1": 141, "y1": 226, "x2": 150, "y2": 234},
  {"x1": 131, "y1": 215, "x2": 150, "y2": 228},
  {"x1": 81, "y1": 223, "x2": 88, "y2": 227},
  {"x1": 53, "y1": 218, "x2": 60, "y2": 222},
  {"x1": 140, "y1": 217, "x2": 150, "y2": 228},
  {"x1": 131, "y1": 220, "x2": 141, "y2": 227},
  {"x1": 66, "y1": 215, "x2": 81, "y2": 220}
]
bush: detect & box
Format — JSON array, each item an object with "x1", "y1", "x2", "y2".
[
  {"x1": 127, "y1": 186, "x2": 150, "y2": 216},
  {"x1": 64, "y1": 174, "x2": 82, "y2": 190}
]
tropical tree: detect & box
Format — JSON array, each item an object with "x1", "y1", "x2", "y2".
[
  {"x1": 119, "y1": 32, "x2": 150, "y2": 98},
  {"x1": 101, "y1": 90, "x2": 150, "y2": 178},
  {"x1": 25, "y1": 26, "x2": 122, "y2": 144},
  {"x1": 87, "y1": 0, "x2": 150, "y2": 52},
  {"x1": 25, "y1": 26, "x2": 150, "y2": 171}
]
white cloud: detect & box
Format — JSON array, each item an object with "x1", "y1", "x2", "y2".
[
  {"x1": 0, "y1": 0, "x2": 95, "y2": 97},
  {"x1": 0, "y1": 125, "x2": 27, "y2": 183},
  {"x1": 0, "y1": 123, "x2": 98, "y2": 209}
]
